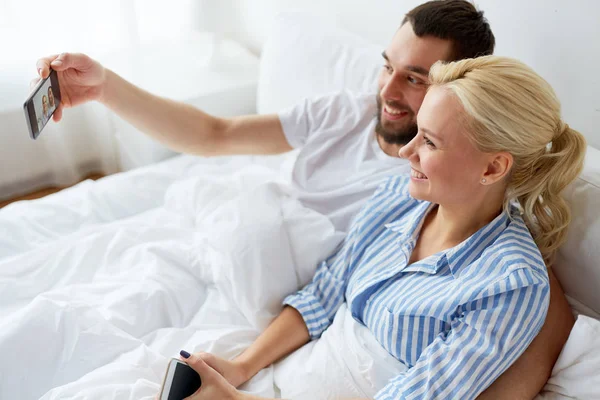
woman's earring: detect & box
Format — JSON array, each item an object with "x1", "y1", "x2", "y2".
[{"x1": 481, "y1": 178, "x2": 487, "y2": 184}]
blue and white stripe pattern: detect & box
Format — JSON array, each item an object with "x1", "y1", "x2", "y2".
[{"x1": 283, "y1": 175, "x2": 550, "y2": 399}]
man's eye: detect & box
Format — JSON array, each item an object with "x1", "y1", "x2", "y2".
[{"x1": 408, "y1": 76, "x2": 421, "y2": 85}]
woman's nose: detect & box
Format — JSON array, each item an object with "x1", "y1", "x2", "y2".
[
  {"x1": 399, "y1": 136, "x2": 419, "y2": 160},
  {"x1": 399, "y1": 141, "x2": 412, "y2": 159}
]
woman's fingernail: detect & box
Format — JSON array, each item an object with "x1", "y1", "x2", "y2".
[
  {"x1": 37, "y1": 68, "x2": 42, "y2": 75},
  {"x1": 180, "y1": 350, "x2": 191, "y2": 359},
  {"x1": 51, "y1": 60, "x2": 62, "y2": 66}
]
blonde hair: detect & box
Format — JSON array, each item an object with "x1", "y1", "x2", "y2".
[{"x1": 429, "y1": 55, "x2": 586, "y2": 265}]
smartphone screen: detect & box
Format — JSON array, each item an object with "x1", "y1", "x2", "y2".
[
  {"x1": 23, "y1": 68, "x2": 61, "y2": 140},
  {"x1": 160, "y1": 359, "x2": 202, "y2": 400}
]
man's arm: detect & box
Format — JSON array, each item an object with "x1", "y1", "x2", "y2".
[
  {"x1": 101, "y1": 69, "x2": 292, "y2": 156},
  {"x1": 35, "y1": 53, "x2": 292, "y2": 157},
  {"x1": 477, "y1": 268, "x2": 573, "y2": 399}
]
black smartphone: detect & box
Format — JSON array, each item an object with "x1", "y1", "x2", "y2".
[
  {"x1": 23, "y1": 68, "x2": 61, "y2": 140},
  {"x1": 159, "y1": 358, "x2": 202, "y2": 400}
]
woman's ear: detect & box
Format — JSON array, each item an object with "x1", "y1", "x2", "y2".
[{"x1": 482, "y1": 152, "x2": 513, "y2": 184}]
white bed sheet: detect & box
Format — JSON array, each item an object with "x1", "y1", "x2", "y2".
[
  {"x1": 1, "y1": 152, "x2": 598, "y2": 400},
  {"x1": 0, "y1": 152, "x2": 337, "y2": 400},
  {"x1": 0, "y1": 154, "x2": 272, "y2": 260}
]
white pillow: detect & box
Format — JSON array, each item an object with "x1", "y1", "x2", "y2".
[
  {"x1": 257, "y1": 12, "x2": 382, "y2": 114},
  {"x1": 535, "y1": 315, "x2": 600, "y2": 399},
  {"x1": 553, "y1": 145, "x2": 600, "y2": 316}
]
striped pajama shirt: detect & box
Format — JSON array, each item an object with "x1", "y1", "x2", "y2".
[{"x1": 284, "y1": 175, "x2": 550, "y2": 399}]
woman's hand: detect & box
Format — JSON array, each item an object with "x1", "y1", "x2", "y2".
[
  {"x1": 179, "y1": 351, "x2": 246, "y2": 400},
  {"x1": 31, "y1": 52, "x2": 107, "y2": 122},
  {"x1": 182, "y1": 351, "x2": 250, "y2": 388}
]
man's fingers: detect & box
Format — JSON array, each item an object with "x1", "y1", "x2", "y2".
[
  {"x1": 49, "y1": 52, "x2": 71, "y2": 71},
  {"x1": 52, "y1": 105, "x2": 63, "y2": 122},
  {"x1": 35, "y1": 54, "x2": 59, "y2": 79},
  {"x1": 51, "y1": 52, "x2": 93, "y2": 72},
  {"x1": 34, "y1": 52, "x2": 73, "y2": 76}
]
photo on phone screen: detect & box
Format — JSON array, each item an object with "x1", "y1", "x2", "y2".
[
  {"x1": 23, "y1": 68, "x2": 61, "y2": 140},
  {"x1": 159, "y1": 359, "x2": 201, "y2": 400}
]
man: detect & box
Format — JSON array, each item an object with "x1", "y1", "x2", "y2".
[
  {"x1": 48, "y1": 86, "x2": 56, "y2": 108},
  {"x1": 34, "y1": 0, "x2": 573, "y2": 397}
]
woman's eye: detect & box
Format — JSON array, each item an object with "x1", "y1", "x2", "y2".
[
  {"x1": 383, "y1": 65, "x2": 392, "y2": 73},
  {"x1": 424, "y1": 137, "x2": 436, "y2": 148}
]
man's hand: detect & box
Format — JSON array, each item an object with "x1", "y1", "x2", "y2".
[
  {"x1": 32, "y1": 52, "x2": 107, "y2": 122},
  {"x1": 33, "y1": 51, "x2": 289, "y2": 157},
  {"x1": 179, "y1": 351, "x2": 245, "y2": 400}
]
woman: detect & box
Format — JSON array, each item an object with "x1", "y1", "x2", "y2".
[
  {"x1": 37, "y1": 94, "x2": 50, "y2": 130},
  {"x1": 174, "y1": 55, "x2": 586, "y2": 399}
]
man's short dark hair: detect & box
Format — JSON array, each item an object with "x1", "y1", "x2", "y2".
[{"x1": 402, "y1": 0, "x2": 495, "y2": 61}]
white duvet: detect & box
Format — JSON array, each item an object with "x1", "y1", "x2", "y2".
[
  {"x1": 0, "y1": 154, "x2": 401, "y2": 400},
  {"x1": 1, "y1": 154, "x2": 598, "y2": 400}
]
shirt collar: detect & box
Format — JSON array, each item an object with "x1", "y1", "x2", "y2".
[
  {"x1": 384, "y1": 200, "x2": 432, "y2": 239},
  {"x1": 385, "y1": 201, "x2": 439, "y2": 274},
  {"x1": 444, "y1": 210, "x2": 510, "y2": 277},
  {"x1": 385, "y1": 201, "x2": 511, "y2": 278}
]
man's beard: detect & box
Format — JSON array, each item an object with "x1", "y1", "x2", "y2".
[{"x1": 375, "y1": 94, "x2": 418, "y2": 145}]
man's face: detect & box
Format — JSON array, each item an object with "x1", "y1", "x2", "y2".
[{"x1": 376, "y1": 22, "x2": 453, "y2": 145}]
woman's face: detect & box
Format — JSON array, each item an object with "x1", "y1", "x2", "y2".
[
  {"x1": 399, "y1": 86, "x2": 491, "y2": 208},
  {"x1": 42, "y1": 96, "x2": 48, "y2": 114}
]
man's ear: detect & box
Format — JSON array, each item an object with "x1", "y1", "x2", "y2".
[{"x1": 482, "y1": 151, "x2": 513, "y2": 184}]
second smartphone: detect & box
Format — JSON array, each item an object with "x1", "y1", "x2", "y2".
[{"x1": 159, "y1": 358, "x2": 202, "y2": 400}]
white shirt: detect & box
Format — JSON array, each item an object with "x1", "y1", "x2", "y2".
[{"x1": 279, "y1": 90, "x2": 410, "y2": 235}]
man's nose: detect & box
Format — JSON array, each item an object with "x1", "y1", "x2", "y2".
[{"x1": 380, "y1": 75, "x2": 406, "y2": 102}]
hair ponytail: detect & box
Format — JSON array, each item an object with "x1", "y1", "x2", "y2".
[{"x1": 511, "y1": 124, "x2": 586, "y2": 265}]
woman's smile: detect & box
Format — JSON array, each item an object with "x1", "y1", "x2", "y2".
[{"x1": 410, "y1": 168, "x2": 428, "y2": 180}]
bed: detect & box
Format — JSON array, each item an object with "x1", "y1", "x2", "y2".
[{"x1": 1, "y1": 12, "x2": 600, "y2": 400}]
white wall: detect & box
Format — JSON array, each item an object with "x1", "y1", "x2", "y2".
[{"x1": 221, "y1": 0, "x2": 600, "y2": 149}]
